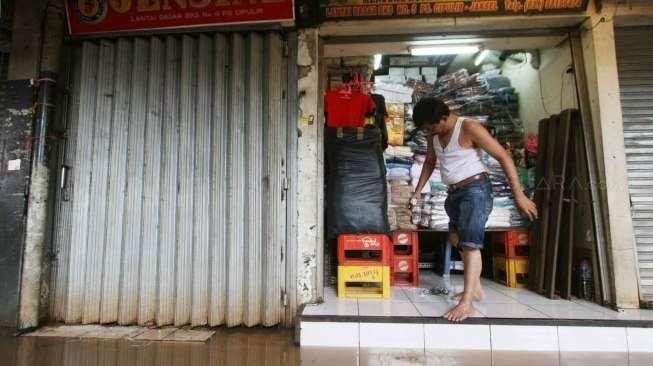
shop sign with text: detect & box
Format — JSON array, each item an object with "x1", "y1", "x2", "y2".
[
  {"x1": 66, "y1": 0, "x2": 295, "y2": 35},
  {"x1": 319, "y1": 0, "x2": 588, "y2": 21}
]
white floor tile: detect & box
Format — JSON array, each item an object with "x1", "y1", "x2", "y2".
[
  {"x1": 390, "y1": 287, "x2": 411, "y2": 301},
  {"x1": 474, "y1": 303, "x2": 548, "y2": 318},
  {"x1": 303, "y1": 300, "x2": 358, "y2": 316},
  {"x1": 424, "y1": 324, "x2": 490, "y2": 350},
  {"x1": 502, "y1": 288, "x2": 570, "y2": 305},
  {"x1": 476, "y1": 288, "x2": 519, "y2": 304},
  {"x1": 560, "y1": 351, "x2": 628, "y2": 366},
  {"x1": 358, "y1": 300, "x2": 420, "y2": 317},
  {"x1": 415, "y1": 301, "x2": 484, "y2": 318},
  {"x1": 558, "y1": 327, "x2": 628, "y2": 352},
  {"x1": 573, "y1": 301, "x2": 653, "y2": 321},
  {"x1": 480, "y1": 278, "x2": 512, "y2": 291},
  {"x1": 323, "y1": 286, "x2": 338, "y2": 302},
  {"x1": 627, "y1": 327, "x2": 653, "y2": 353},
  {"x1": 493, "y1": 351, "x2": 559, "y2": 366},
  {"x1": 530, "y1": 303, "x2": 610, "y2": 320},
  {"x1": 403, "y1": 287, "x2": 450, "y2": 303},
  {"x1": 360, "y1": 348, "x2": 425, "y2": 366},
  {"x1": 301, "y1": 322, "x2": 359, "y2": 347},
  {"x1": 425, "y1": 350, "x2": 491, "y2": 366},
  {"x1": 301, "y1": 346, "x2": 359, "y2": 366},
  {"x1": 414, "y1": 302, "x2": 450, "y2": 317},
  {"x1": 490, "y1": 325, "x2": 559, "y2": 352},
  {"x1": 360, "y1": 323, "x2": 425, "y2": 349},
  {"x1": 613, "y1": 309, "x2": 653, "y2": 321},
  {"x1": 631, "y1": 352, "x2": 653, "y2": 366}
]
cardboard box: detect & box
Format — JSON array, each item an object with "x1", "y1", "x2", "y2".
[
  {"x1": 405, "y1": 67, "x2": 421, "y2": 80},
  {"x1": 389, "y1": 56, "x2": 410, "y2": 66},
  {"x1": 421, "y1": 67, "x2": 438, "y2": 75},
  {"x1": 388, "y1": 67, "x2": 405, "y2": 76}
]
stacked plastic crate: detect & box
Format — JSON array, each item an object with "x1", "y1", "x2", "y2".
[
  {"x1": 391, "y1": 231, "x2": 420, "y2": 287},
  {"x1": 491, "y1": 230, "x2": 531, "y2": 288},
  {"x1": 337, "y1": 234, "x2": 392, "y2": 299}
]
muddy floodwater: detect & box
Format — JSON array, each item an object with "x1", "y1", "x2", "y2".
[{"x1": 1, "y1": 327, "x2": 301, "y2": 366}]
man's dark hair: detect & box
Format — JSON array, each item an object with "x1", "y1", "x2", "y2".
[{"x1": 413, "y1": 98, "x2": 450, "y2": 128}]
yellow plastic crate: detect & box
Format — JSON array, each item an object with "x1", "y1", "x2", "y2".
[
  {"x1": 337, "y1": 265, "x2": 391, "y2": 299},
  {"x1": 493, "y1": 256, "x2": 529, "y2": 289}
]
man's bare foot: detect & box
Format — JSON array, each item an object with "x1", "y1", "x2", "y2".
[
  {"x1": 444, "y1": 301, "x2": 476, "y2": 322},
  {"x1": 452, "y1": 287, "x2": 486, "y2": 302}
]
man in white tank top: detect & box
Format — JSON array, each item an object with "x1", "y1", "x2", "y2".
[{"x1": 411, "y1": 98, "x2": 537, "y2": 322}]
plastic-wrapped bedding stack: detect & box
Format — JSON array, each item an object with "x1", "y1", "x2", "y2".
[
  {"x1": 406, "y1": 156, "x2": 450, "y2": 230},
  {"x1": 406, "y1": 79, "x2": 436, "y2": 103},
  {"x1": 481, "y1": 74, "x2": 523, "y2": 145},
  {"x1": 385, "y1": 145, "x2": 417, "y2": 230},
  {"x1": 373, "y1": 82, "x2": 414, "y2": 104},
  {"x1": 405, "y1": 129, "x2": 429, "y2": 155},
  {"x1": 326, "y1": 127, "x2": 390, "y2": 239},
  {"x1": 483, "y1": 152, "x2": 529, "y2": 228},
  {"x1": 430, "y1": 69, "x2": 524, "y2": 146}
]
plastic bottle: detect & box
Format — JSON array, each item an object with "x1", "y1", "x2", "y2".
[{"x1": 579, "y1": 258, "x2": 594, "y2": 301}]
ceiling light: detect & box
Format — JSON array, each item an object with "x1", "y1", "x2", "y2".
[
  {"x1": 373, "y1": 54, "x2": 382, "y2": 70},
  {"x1": 410, "y1": 45, "x2": 480, "y2": 56},
  {"x1": 410, "y1": 38, "x2": 483, "y2": 46},
  {"x1": 474, "y1": 50, "x2": 491, "y2": 66}
]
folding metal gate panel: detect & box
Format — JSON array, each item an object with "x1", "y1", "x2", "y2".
[
  {"x1": 50, "y1": 32, "x2": 288, "y2": 326},
  {"x1": 616, "y1": 27, "x2": 653, "y2": 304}
]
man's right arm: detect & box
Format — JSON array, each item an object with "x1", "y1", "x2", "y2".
[{"x1": 411, "y1": 136, "x2": 437, "y2": 201}]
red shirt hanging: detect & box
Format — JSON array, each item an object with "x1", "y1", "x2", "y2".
[{"x1": 324, "y1": 91, "x2": 376, "y2": 128}]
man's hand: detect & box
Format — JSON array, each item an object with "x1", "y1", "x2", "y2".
[
  {"x1": 515, "y1": 194, "x2": 538, "y2": 221},
  {"x1": 408, "y1": 192, "x2": 421, "y2": 209}
]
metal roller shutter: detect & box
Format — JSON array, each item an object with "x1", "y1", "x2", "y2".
[
  {"x1": 616, "y1": 26, "x2": 653, "y2": 306},
  {"x1": 50, "y1": 32, "x2": 290, "y2": 326}
]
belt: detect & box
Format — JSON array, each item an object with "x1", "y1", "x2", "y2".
[{"x1": 448, "y1": 173, "x2": 488, "y2": 192}]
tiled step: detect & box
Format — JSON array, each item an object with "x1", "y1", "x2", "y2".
[{"x1": 299, "y1": 319, "x2": 653, "y2": 356}]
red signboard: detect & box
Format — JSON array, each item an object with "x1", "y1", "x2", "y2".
[{"x1": 65, "y1": 0, "x2": 295, "y2": 35}]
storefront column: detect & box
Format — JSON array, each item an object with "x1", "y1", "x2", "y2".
[
  {"x1": 296, "y1": 29, "x2": 323, "y2": 305},
  {"x1": 580, "y1": 3, "x2": 640, "y2": 309},
  {"x1": 18, "y1": 0, "x2": 66, "y2": 329}
]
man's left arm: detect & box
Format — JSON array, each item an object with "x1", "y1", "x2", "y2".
[{"x1": 464, "y1": 120, "x2": 538, "y2": 221}]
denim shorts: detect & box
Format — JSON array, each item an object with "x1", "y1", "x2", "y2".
[{"x1": 444, "y1": 178, "x2": 493, "y2": 250}]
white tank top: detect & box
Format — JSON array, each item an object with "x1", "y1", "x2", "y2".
[{"x1": 432, "y1": 117, "x2": 487, "y2": 185}]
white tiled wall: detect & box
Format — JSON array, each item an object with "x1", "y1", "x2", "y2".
[
  {"x1": 301, "y1": 322, "x2": 359, "y2": 347},
  {"x1": 425, "y1": 324, "x2": 491, "y2": 351},
  {"x1": 302, "y1": 322, "x2": 653, "y2": 356},
  {"x1": 359, "y1": 323, "x2": 424, "y2": 349},
  {"x1": 558, "y1": 327, "x2": 628, "y2": 353},
  {"x1": 491, "y1": 325, "x2": 558, "y2": 352}
]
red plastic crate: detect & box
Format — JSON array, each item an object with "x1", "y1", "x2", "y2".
[
  {"x1": 337, "y1": 234, "x2": 391, "y2": 266},
  {"x1": 391, "y1": 255, "x2": 419, "y2": 287},
  {"x1": 390, "y1": 231, "x2": 420, "y2": 287},
  {"x1": 491, "y1": 230, "x2": 531, "y2": 259},
  {"x1": 393, "y1": 231, "x2": 419, "y2": 247},
  {"x1": 392, "y1": 231, "x2": 418, "y2": 256}
]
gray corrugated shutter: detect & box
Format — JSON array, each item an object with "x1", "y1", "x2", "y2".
[
  {"x1": 616, "y1": 26, "x2": 653, "y2": 305},
  {"x1": 50, "y1": 32, "x2": 289, "y2": 327}
]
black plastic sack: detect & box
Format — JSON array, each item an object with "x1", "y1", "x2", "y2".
[{"x1": 326, "y1": 126, "x2": 390, "y2": 239}]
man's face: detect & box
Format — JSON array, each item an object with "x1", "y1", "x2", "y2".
[{"x1": 423, "y1": 117, "x2": 449, "y2": 136}]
